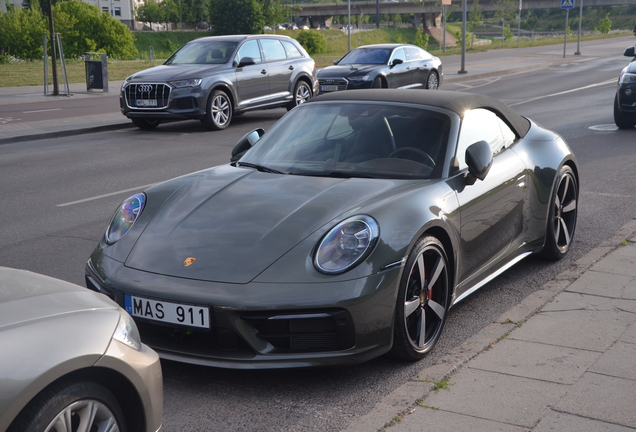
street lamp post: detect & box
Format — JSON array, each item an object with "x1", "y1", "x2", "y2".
[{"x1": 575, "y1": 0, "x2": 583, "y2": 55}]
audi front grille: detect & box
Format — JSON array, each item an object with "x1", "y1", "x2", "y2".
[{"x1": 124, "y1": 83, "x2": 171, "y2": 109}]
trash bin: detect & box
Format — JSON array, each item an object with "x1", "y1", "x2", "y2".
[{"x1": 85, "y1": 52, "x2": 108, "y2": 92}]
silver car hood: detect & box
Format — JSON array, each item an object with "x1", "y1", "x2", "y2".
[{"x1": 0, "y1": 267, "x2": 118, "y2": 329}]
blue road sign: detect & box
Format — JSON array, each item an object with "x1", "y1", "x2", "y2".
[{"x1": 561, "y1": 0, "x2": 574, "y2": 9}]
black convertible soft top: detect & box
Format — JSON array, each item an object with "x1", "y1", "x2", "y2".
[{"x1": 311, "y1": 89, "x2": 531, "y2": 138}]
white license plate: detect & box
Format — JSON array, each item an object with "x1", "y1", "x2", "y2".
[
  {"x1": 320, "y1": 85, "x2": 339, "y2": 92},
  {"x1": 124, "y1": 295, "x2": 210, "y2": 328},
  {"x1": 135, "y1": 99, "x2": 157, "y2": 107}
]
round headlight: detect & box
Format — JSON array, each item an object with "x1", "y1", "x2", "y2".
[
  {"x1": 106, "y1": 193, "x2": 146, "y2": 244},
  {"x1": 314, "y1": 215, "x2": 379, "y2": 274}
]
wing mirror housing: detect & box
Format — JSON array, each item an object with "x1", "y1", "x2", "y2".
[
  {"x1": 238, "y1": 57, "x2": 256, "y2": 68},
  {"x1": 624, "y1": 46, "x2": 636, "y2": 57},
  {"x1": 464, "y1": 140, "x2": 493, "y2": 185},
  {"x1": 389, "y1": 59, "x2": 403, "y2": 68},
  {"x1": 333, "y1": 59, "x2": 340, "y2": 65},
  {"x1": 231, "y1": 128, "x2": 264, "y2": 163}
]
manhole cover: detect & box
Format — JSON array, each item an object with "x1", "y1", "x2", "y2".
[{"x1": 589, "y1": 124, "x2": 618, "y2": 131}]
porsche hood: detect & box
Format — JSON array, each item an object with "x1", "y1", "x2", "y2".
[{"x1": 123, "y1": 165, "x2": 400, "y2": 284}]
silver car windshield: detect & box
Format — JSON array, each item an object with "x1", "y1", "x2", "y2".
[
  {"x1": 164, "y1": 41, "x2": 238, "y2": 65},
  {"x1": 239, "y1": 103, "x2": 451, "y2": 180},
  {"x1": 339, "y1": 48, "x2": 391, "y2": 65}
]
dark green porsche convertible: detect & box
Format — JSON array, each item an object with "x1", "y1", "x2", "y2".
[{"x1": 86, "y1": 90, "x2": 578, "y2": 369}]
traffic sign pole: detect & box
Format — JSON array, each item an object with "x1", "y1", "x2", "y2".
[{"x1": 575, "y1": 0, "x2": 583, "y2": 55}]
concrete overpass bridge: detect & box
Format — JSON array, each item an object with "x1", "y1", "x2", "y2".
[{"x1": 296, "y1": 0, "x2": 632, "y2": 30}]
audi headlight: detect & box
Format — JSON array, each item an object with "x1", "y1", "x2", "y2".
[
  {"x1": 314, "y1": 215, "x2": 379, "y2": 274},
  {"x1": 349, "y1": 75, "x2": 371, "y2": 82},
  {"x1": 169, "y1": 78, "x2": 202, "y2": 88},
  {"x1": 620, "y1": 73, "x2": 636, "y2": 84},
  {"x1": 113, "y1": 311, "x2": 142, "y2": 351},
  {"x1": 105, "y1": 193, "x2": 145, "y2": 244}
]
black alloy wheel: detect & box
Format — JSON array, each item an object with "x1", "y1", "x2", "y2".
[
  {"x1": 614, "y1": 94, "x2": 636, "y2": 129},
  {"x1": 540, "y1": 165, "x2": 578, "y2": 260},
  {"x1": 390, "y1": 236, "x2": 450, "y2": 360}
]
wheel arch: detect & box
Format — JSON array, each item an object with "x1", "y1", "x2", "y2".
[
  {"x1": 422, "y1": 225, "x2": 457, "y2": 303},
  {"x1": 7, "y1": 367, "x2": 145, "y2": 432},
  {"x1": 206, "y1": 82, "x2": 236, "y2": 111}
]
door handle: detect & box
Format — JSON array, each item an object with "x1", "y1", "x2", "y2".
[
  {"x1": 261, "y1": 69, "x2": 267, "y2": 75},
  {"x1": 288, "y1": 65, "x2": 294, "y2": 70}
]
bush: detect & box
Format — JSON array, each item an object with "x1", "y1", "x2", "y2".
[{"x1": 296, "y1": 30, "x2": 326, "y2": 55}]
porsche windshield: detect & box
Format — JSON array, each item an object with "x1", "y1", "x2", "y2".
[
  {"x1": 164, "y1": 41, "x2": 238, "y2": 65},
  {"x1": 339, "y1": 48, "x2": 391, "y2": 65},
  {"x1": 239, "y1": 102, "x2": 451, "y2": 179}
]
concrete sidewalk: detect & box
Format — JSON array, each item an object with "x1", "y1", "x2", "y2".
[{"x1": 344, "y1": 219, "x2": 636, "y2": 432}]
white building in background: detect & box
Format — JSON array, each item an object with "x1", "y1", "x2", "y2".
[{"x1": 1, "y1": 0, "x2": 139, "y2": 30}]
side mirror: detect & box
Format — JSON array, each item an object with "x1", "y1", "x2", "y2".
[
  {"x1": 464, "y1": 140, "x2": 493, "y2": 185},
  {"x1": 237, "y1": 57, "x2": 256, "y2": 68},
  {"x1": 390, "y1": 59, "x2": 403, "y2": 68},
  {"x1": 624, "y1": 46, "x2": 636, "y2": 57},
  {"x1": 231, "y1": 128, "x2": 264, "y2": 162},
  {"x1": 333, "y1": 59, "x2": 340, "y2": 65}
]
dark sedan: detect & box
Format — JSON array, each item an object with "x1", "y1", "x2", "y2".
[
  {"x1": 87, "y1": 90, "x2": 578, "y2": 369},
  {"x1": 120, "y1": 35, "x2": 318, "y2": 131},
  {"x1": 317, "y1": 44, "x2": 442, "y2": 93},
  {"x1": 614, "y1": 45, "x2": 636, "y2": 129}
]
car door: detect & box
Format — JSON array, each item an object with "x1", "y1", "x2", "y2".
[
  {"x1": 233, "y1": 39, "x2": 269, "y2": 107},
  {"x1": 451, "y1": 108, "x2": 528, "y2": 295},
  {"x1": 259, "y1": 38, "x2": 294, "y2": 101},
  {"x1": 385, "y1": 47, "x2": 410, "y2": 88},
  {"x1": 405, "y1": 47, "x2": 430, "y2": 88}
]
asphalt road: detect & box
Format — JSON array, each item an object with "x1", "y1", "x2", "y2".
[{"x1": 1, "y1": 47, "x2": 635, "y2": 431}]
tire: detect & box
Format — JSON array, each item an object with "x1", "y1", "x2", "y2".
[
  {"x1": 372, "y1": 77, "x2": 383, "y2": 88},
  {"x1": 201, "y1": 89, "x2": 232, "y2": 130},
  {"x1": 390, "y1": 236, "x2": 450, "y2": 361},
  {"x1": 425, "y1": 71, "x2": 439, "y2": 90},
  {"x1": 131, "y1": 117, "x2": 161, "y2": 130},
  {"x1": 286, "y1": 81, "x2": 312, "y2": 111},
  {"x1": 614, "y1": 94, "x2": 636, "y2": 129},
  {"x1": 539, "y1": 165, "x2": 578, "y2": 260},
  {"x1": 8, "y1": 381, "x2": 126, "y2": 432}
]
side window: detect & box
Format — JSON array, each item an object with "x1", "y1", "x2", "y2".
[
  {"x1": 235, "y1": 40, "x2": 262, "y2": 65},
  {"x1": 405, "y1": 47, "x2": 421, "y2": 61},
  {"x1": 391, "y1": 48, "x2": 406, "y2": 63},
  {"x1": 497, "y1": 117, "x2": 517, "y2": 149},
  {"x1": 282, "y1": 40, "x2": 303, "y2": 59},
  {"x1": 260, "y1": 39, "x2": 288, "y2": 62},
  {"x1": 455, "y1": 109, "x2": 506, "y2": 170}
]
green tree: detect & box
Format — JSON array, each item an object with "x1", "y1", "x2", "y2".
[
  {"x1": 210, "y1": 0, "x2": 263, "y2": 35},
  {"x1": 259, "y1": 0, "x2": 286, "y2": 30},
  {"x1": 135, "y1": 0, "x2": 164, "y2": 30},
  {"x1": 414, "y1": 27, "x2": 429, "y2": 50},
  {"x1": 53, "y1": 0, "x2": 136, "y2": 58},
  {"x1": 595, "y1": 13, "x2": 612, "y2": 34},
  {"x1": 0, "y1": 2, "x2": 47, "y2": 59},
  {"x1": 468, "y1": 0, "x2": 482, "y2": 48},
  {"x1": 296, "y1": 29, "x2": 326, "y2": 54}
]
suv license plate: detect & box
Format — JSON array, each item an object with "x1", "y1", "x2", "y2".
[
  {"x1": 135, "y1": 99, "x2": 158, "y2": 107},
  {"x1": 124, "y1": 294, "x2": 210, "y2": 328}
]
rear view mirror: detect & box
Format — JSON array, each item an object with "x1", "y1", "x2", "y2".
[
  {"x1": 464, "y1": 140, "x2": 493, "y2": 185},
  {"x1": 624, "y1": 46, "x2": 636, "y2": 57},
  {"x1": 390, "y1": 59, "x2": 403, "y2": 68},
  {"x1": 238, "y1": 57, "x2": 256, "y2": 68},
  {"x1": 231, "y1": 128, "x2": 264, "y2": 163}
]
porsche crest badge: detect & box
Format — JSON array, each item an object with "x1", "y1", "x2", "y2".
[{"x1": 183, "y1": 257, "x2": 196, "y2": 267}]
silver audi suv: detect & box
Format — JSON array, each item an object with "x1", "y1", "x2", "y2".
[{"x1": 120, "y1": 34, "x2": 318, "y2": 130}]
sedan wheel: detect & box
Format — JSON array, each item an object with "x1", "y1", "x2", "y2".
[
  {"x1": 390, "y1": 236, "x2": 449, "y2": 360},
  {"x1": 8, "y1": 381, "x2": 126, "y2": 432},
  {"x1": 425, "y1": 71, "x2": 439, "y2": 90},
  {"x1": 202, "y1": 89, "x2": 232, "y2": 130},
  {"x1": 614, "y1": 94, "x2": 636, "y2": 129},
  {"x1": 131, "y1": 117, "x2": 161, "y2": 130},
  {"x1": 286, "y1": 81, "x2": 312, "y2": 111},
  {"x1": 539, "y1": 165, "x2": 578, "y2": 260}
]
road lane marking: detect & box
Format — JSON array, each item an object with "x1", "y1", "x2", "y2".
[
  {"x1": 509, "y1": 79, "x2": 616, "y2": 106},
  {"x1": 23, "y1": 108, "x2": 62, "y2": 113},
  {"x1": 56, "y1": 183, "x2": 158, "y2": 207}
]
